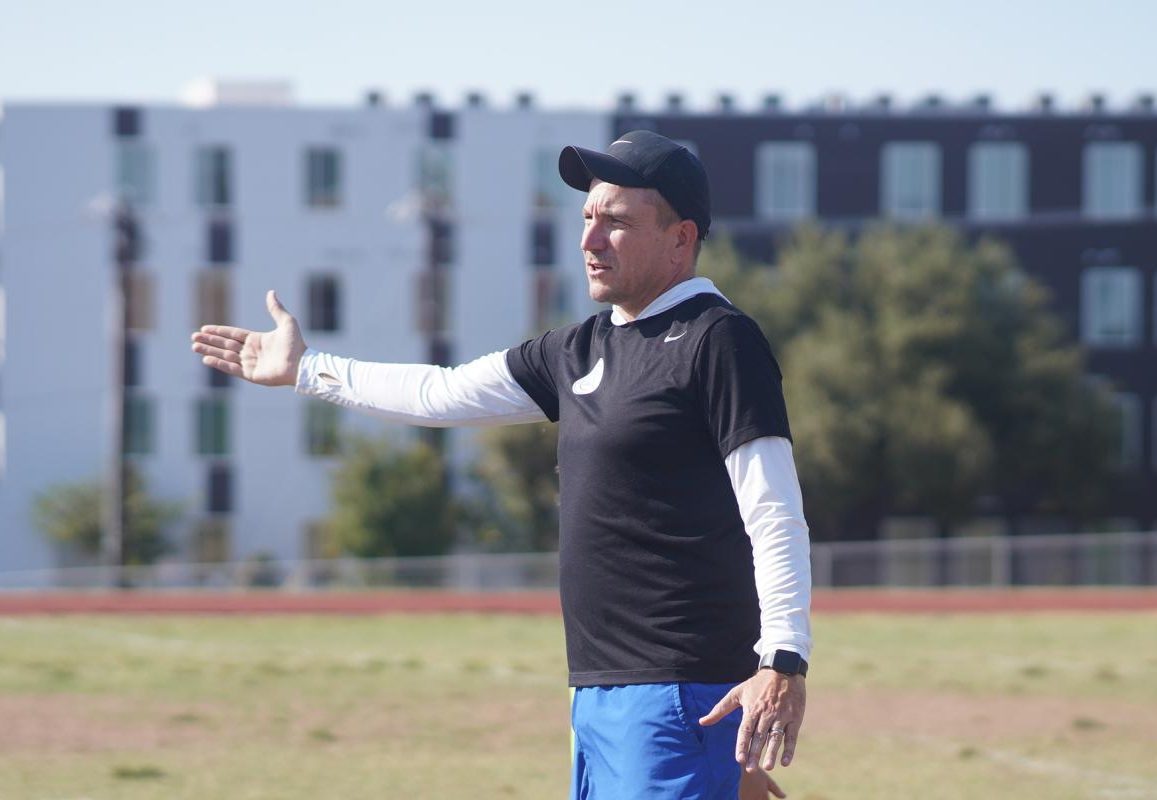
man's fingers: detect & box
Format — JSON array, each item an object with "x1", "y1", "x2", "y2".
[
  {"x1": 761, "y1": 726, "x2": 784, "y2": 771},
  {"x1": 201, "y1": 355, "x2": 243, "y2": 376},
  {"x1": 266, "y1": 289, "x2": 291, "y2": 325},
  {"x1": 698, "y1": 691, "x2": 740, "y2": 727},
  {"x1": 780, "y1": 724, "x2": 799, "y2": 767},
  {"x1": 744, "y1": 727, "x2": 765, "y2": 772},
  {"x1": 192, "y1": 341, "x2": 242, "y2": 364},
  {"x1": 192, "y1": 332, "x2": 244, "y2": 354},
  {"x1": 198, "y1": 324, "x2": 252, "y2": 342}
]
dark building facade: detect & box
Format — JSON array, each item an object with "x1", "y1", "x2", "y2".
[{"x1": 615, "y1": 104, "x2": 1157, "y2": 530}]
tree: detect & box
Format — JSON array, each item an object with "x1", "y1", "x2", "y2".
[
  {"x1": 32, "y1": 466, "x2": 180, "y2": 565},
  {"x1": 325, "y1": 434, "x2": 457, "y2": 557},
  {"x1": 700, "y1": 225, "x2": 1120, "y2": 539},
  {"x1": 470, "y1": 422, "x2": 560, "y2": 552}
]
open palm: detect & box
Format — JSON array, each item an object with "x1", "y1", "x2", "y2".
[{"x1": 191, "y1": 290, "x2": 306, "y2": 387}]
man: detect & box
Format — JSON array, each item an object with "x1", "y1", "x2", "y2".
[{"x1": 191, "y1": 130, "x2": 811, "y2": 799}]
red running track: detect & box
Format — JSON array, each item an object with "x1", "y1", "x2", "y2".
[{"x1": 0, "y1": 588, "x2": 1155, "y2": 616}]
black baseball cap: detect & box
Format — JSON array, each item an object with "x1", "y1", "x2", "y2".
[{"x1": 559, "y1": 130, "x2": 711, "y2": 240}]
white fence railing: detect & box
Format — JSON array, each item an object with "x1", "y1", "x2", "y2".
[{"x1": 1, "y1": 531, "x2": 1155, "y2": 591}]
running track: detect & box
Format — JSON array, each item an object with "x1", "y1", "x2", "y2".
[{"x1": 0, "y1": 588, "x2": 1155, "y2": 616}]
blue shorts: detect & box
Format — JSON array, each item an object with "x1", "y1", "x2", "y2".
[{"x1": 570, "y1": 683, "x2": 742, "y2": 800}]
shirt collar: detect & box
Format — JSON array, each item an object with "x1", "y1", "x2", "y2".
[{"x1": 610, "y1": 277, "x2": 729, "y2": 326}]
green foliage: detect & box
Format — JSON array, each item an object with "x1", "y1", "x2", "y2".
[
  {"x1": 31, "y1": 465, "x2": 180, "y2": 565},
  {"x1": 470, "y1": 423, "x2": 560, "y2": 552},
  {"x1": 700, "y1": 225, "x2": 1120, "y2": 538},
  {"x1": 325, "y1": 434, "x2": 456, "y2": 557}
]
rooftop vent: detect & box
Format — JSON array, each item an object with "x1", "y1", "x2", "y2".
[
  {"x1": 465, "y1": 91, "x2": 486, "y2": 108},
  {"x1": 971, "y1": 93, "x2": 992, "y2": 111},
  {"x1": 616, "y1": 92, "x2": 636, "y2": 112},
  {"x1": 413, "y1": 91, "x2": 436, "y2": 108},
  {"x1": 181, "y1": 79, "x2": 294, "y2": 108},
  {"x1": 515, "y1": 91, "x2": 535, "y2": 110},
  {"x1": 666, "y1": 92, "x2": 685, "y2": 113},
  {"x1": 364, "y1": 89, "x2": 384, "y2": 107},
  {"x1": 1033, "y1": 92, "x2": 1055, "y2": 113},
  {"x1": 1133, "y1": 93, "x2": 1155, "y2": 113},
  {"x1": 762, "y1": 93, "x2": 783, "y2": 112},
  {"x1": 716, "y1": 93, "x2": 736, "y2": 113},
  {"x1": 1083, "y1": 92, "x2": 1107, "y2": 113},
  {"x1": 870, "y1": 93, "x2": 893, "y2": 111}
]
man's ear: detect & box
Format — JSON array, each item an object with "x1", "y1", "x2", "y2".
[{"x1": 674, "y1": 219, "x2": 699, "y2": 257}]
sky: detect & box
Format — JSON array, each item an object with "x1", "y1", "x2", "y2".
[{"x1": 0, "y1": 0, "x2": 1154, "y2": 114}]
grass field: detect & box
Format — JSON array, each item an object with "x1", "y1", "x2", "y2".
[{"x1": 0, "y1": 611, "x2": 1154, "y2": 800}]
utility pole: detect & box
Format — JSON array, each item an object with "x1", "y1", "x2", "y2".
[{"x1": 102, "y1": 199, "x2": 138, "y2": 584}]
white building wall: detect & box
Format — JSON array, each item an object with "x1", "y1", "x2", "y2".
[
  {"x1": 0, "y1": 99, "x2": 612, "y2": 572},
  {"x1": 0, "y1": 106, "x2": 113, "y2": 571}
]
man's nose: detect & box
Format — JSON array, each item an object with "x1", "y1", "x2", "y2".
[{"x1": 581, "y1": 221, "x2": 605, "y2": 252}]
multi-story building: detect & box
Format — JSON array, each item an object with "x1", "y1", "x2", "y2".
[
  {"x1": 616, "y1": 91, "x2": 1157, "y2": 530},
  {"x1": 0, "y1": 84, "x2": 601, "y2": 572},
  {"x1": 2, "y1": 85, "x2": 1153, "y2": 572}
]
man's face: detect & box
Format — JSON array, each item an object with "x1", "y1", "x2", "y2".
[{"x1": 581, "y1": 180, "x2": 680, "y2": 317}]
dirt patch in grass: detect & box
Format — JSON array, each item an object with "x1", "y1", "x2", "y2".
[
  {"x1": 807, "y1": 687, "x2": 1157, "y2": 744},
  {"x1": 0, "y1": 695, "x2": 226, "y2": 753}
]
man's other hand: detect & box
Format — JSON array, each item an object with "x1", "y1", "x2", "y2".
[
  {"x1": 700, "y1": 669, "x2": 806, "y2": 773},
  {"x1": 191, "y1": 290, "x2": 305, "y2": 387}
]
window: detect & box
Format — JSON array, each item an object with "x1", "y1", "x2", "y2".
[
  {"x1": 207, "y1": 366, "x2": 232, "y2": 389},
  {"x1": 1080, "y1": 267, "x2": 1142, "y2": 347},
  {"x1": 305, "y1": 400, "x2": 341, "y2": 456},
  {"x1": 307, "y1": 274, "x2": 341, "y2": 332},
  {"x1": 207, "y1": 463, "x2": 232, "y2": 514},
  {"x1": 418, "y1": 143, "x2": 454, "y2": 213},
  {"x1": 193, "y1": 519, "x2": 231, "y2": 562},
  {"x1": 416, "y1": 270, "x2": 448, "y2": 335},
  {"x1": 881, "y1": 142, "x2": 941, "y2": 220},
  {"x1": 305, "y1": 147, "x2": 342, "y2": 208},
  {"x1": 125, "y1": 271, "x2": 155, "y2": 332},
  {"x1": 197, "y1": 397, "x2": 229, "y2": 456},
  {"x1": 112, "y1": 107, "x2": 141, "y2": 138},
  {"x1": 207, "y1": 218, "x2": 233, "y2": 264},
  {"x1": 533, "y1": 270, "x2": 569, "y2": 332},
  {"x1": 195, "y1": 146, "x2": 232, "y2": 208},
  {"x1": 196, "y1": 270, "x2": 230, "y2": 328},
  {"x1": 430, "y1": 219, "x2": 454, "y2": 267},
  {"x1": 1112, "y1": 393, "x2": 1142, "y2": 468},
  {"x1": 124, "y1": 394, "x2": 154, "y2": 455},
  {"x1": 755, "y1": 142, "x2": 816, "y2": 221},
  {"x1": 124, "y1": 338, "x2": 141, "y2": 388},
  {"x1": 532, "y1": 149, "x2": 569, "y2": 210},
  {"x1": 1083, "y1": 143, "x2": 1142, "y2": 219},
  {"x1": 116, "y1": 141, "x2": 154, "y2": 205},
  {"x1": 531, "y1": 219, "x2": 555, "y2": 266},
  {"x1": 1152, "y1": 398, "x2": 1157, "y2": 472},
  {"x1": 968, "y1": 142, "x2": 1028, "y2": 220}
]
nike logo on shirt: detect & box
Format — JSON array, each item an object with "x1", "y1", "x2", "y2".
[
  {"x1": 664, "y1": 331, "x2": 687, "y2": 342},
  {"x1": 572, "y1": 358, "x2": 605, "y2": 395}
]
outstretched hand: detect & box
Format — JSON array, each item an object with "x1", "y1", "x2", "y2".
[
  {"x1": 191, "y1": 290, "x2": 306, "y2": 387},
  {"x1": 700, "y1": 669, "x2": 806, "y2": 774}
]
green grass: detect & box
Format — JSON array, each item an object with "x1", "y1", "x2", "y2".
[{"x1": 0, "y1": 611, "x2": 1154, "y2": 799}]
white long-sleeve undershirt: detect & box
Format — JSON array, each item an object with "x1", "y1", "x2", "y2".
[{"x1": 295, "y1": 278, "x2": 812, "y2": 662}]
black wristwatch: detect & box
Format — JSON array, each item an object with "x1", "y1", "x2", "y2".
[{"x1": 758, "y1": 649, "x2": 808, "y2": 677}]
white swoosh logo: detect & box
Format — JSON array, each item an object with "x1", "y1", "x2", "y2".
[
  {"x1": 664, "y1": 331, "x2": 687, "y2": 343},
  {"x1": 572, "y1": 358, "x2": 604, "y2": 395}
]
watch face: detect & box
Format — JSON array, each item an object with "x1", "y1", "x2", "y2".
[{"x1": 772, "y1": 650, "x2": 806, "y2": 676}]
